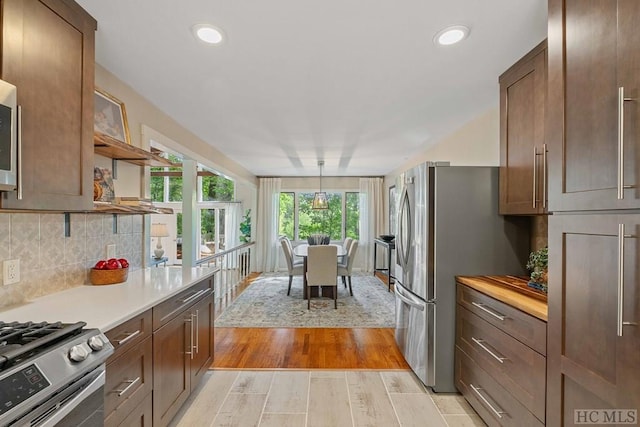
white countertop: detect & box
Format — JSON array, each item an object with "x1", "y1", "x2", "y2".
[{"x1": 0, "y1": 266, "x2": 217, "y2": 331}]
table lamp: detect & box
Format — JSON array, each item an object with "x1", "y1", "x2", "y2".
[{"x1": 151, "y1": 223, "x2": 169, "y2": 259}]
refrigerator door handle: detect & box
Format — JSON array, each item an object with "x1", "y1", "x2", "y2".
[
  {"x1": 395, "y1": 285, "x2": 425, "y2": 311},
  {"x1": 397, "y1": 185, "x2": 412, "y2": 270}
]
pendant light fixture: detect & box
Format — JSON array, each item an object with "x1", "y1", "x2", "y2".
[{"x1": 312, "y1": 160, "x2": 328, "y2": 209}]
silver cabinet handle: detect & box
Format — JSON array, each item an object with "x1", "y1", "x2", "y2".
[
  {"x1": 180, "y1": 288, "x2": 208, "y2": 305},
  {"x1": 532, "y1": 146, "x2": 538, "y2": 208},
  {"x1": 16, "y1": 105, "x2": 22, "y2": 200},
  {"x1": 618, "y1": 223, "x2": 625, "y2": 336},
  {"x1": 113, "y1": 377, "x2": 140, "y2": 397},
  {"x1": 471, "y1": 302, "x2": 506, "y2": 321},
  {"x1": 194, "y1": 309, "x2": 199, "y2": 354},
  {"x1": 470, "y1": 384, "x2": 507, "y2": 419},
  {"x1": 617, "y1": 87, "x2": 635, "y2": 200},
  {"x1": 471, "y1": 337, "x2": 507, "y2": 363},
  {"x1": 115, "y1": 329, "x2": 141, "y2": 346},
  {"x1": 185, "y1": 316, "x2": 194, "y2": 359},
  {"x1": 542, "y1": 143, "x2": 547, "y2": 209},
  {"x1": 617, "y1": 224, "x2": 638, "y2": 336}
]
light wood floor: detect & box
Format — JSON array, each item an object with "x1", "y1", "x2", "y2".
[{"x1": 212, "y1": 272, "x2": 408, "y2": 370}]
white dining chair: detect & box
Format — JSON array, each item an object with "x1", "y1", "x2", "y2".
[
  {"x1": 306, "y1": 245, "x2": 338, "y2": 309},
  {"x1": 338, "y1": 239, "x2": 358, "y2": 296},
  {"x1": 280, "y1": 237, "x2": 303, "y2": 295}
]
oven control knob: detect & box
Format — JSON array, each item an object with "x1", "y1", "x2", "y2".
[
  {"x1": 68, "y1": 345, "x2": 89, "y2": 362},
  {"x1": 87, "y1": 336, "x2": 104, "y2": 351}
]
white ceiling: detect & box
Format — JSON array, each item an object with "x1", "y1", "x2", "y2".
[{"x1": 77, "y1": 0, "x2": 547, "y2": 177}]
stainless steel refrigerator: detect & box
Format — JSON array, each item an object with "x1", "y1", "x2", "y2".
[{"x1": 394, "y1": 163, "x2": 528, "y2": 392}]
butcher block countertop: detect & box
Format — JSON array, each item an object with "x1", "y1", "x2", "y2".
[
  {"x1": 0, "y1": 266, "x2": 217, "y2": 331},
  {"x1": 456, "y1": 275, "x2": 548, "y2": 322}
]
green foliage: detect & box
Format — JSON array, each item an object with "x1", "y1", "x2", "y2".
[
  {"x1": 150, "y1": 160, "x2": 234, "y2": 204},
  {"x1": 526, "y1": 246, "x2": 548, "y2": 285},
  {"x1": 297, "y1": 192, "x2": 343, "y2": 239},
  {"x1": 278, "y1": 191, "x2": 360, "y2": 240},
  {"x1": 202, "y1": 175, "x2": 234, "y2": 201},
  {"x1": 240, "y1": 209, "x2": 251, "y2": 243},
  {"x1": 279, "y1": 193, "x2": 295, "y2": 239},
  {"x1": 345, "y1": 192, "x2": 360, "y2": 239}
]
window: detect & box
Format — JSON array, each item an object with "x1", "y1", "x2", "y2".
[
  {"x1": 150, "y1": 154, "x2": 183, "y2": 202},
  {"x1": 345, "y1": 192, "x2": 359, "y2": 239},
  {"x1": 279, "y1": 192, "x2": 294, "y2": 239},
  {"x1": 150, "y1": 156, "x2": 235, "y2": 261},
  {"x1": 279, "y1": 191, "x2": 359, "y2": 241}
]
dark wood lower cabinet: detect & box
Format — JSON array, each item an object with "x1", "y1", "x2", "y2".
[
  {"x1": 455, "y1": 280, "x2": 547, "y2": 426},
  {"x1": 547, "y1": 214, "x2": 640, "y2": 426},
  {"x1": 104, "y1": 277, "x2": 215, "y2": 427},
  {"x1": 190, "y1": 292, "x2": 215, "y2": 388},
  {"x1": 152, "y1": 280, "x2": 214, "y2": 427},
  {"x1": 152, "y1": 310, "x2": 191, "y2": 427},
  {"x1": 116, "y1": 392, "x2": 152, "y2": 427}
]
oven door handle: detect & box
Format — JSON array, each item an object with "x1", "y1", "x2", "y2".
[{"x1": 38, "y1": 370, "x2": 105, "y2": 427}]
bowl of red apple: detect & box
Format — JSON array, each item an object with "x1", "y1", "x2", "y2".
[{"x1": 90, "y1": 258, "x2": 129, "y2": 285}]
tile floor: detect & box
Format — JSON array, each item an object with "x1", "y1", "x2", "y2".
[{"x1": 170, "y1": 369, "x2": 486, "y2": 427}]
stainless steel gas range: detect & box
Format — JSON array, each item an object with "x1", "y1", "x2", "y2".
[{"x1": 0, "y1": 321, "x2": 114, "y2": 426}]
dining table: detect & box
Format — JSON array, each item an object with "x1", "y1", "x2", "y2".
[{"x1": 293, "y1": 243, "x2": 347, "y2": 299}]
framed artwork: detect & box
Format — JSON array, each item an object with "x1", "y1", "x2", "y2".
[
  {"x1": 389, "y1": 185, "x2": 397, "y2": 235},
  {"x1": 94, "y1": 88, "x2": 131, "y2": 144}
]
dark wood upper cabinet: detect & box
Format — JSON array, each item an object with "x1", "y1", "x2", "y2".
[
  {"x1": 547, "y1": 214, "x2": 640, "y2": 426},
  {"x1": 547, "y1": 0, "x2": 640, "y2": 212},
  {"x1": 499, "y1": 40, "x2": 548, "y2": 215},
  {"x1": 0, "y1": 0, "x2": 96, "y2": 210}
]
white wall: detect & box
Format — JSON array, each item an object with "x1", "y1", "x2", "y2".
[
  {"x1": 383, "y1": 106, "x2": 499, "y2": 231},
  {"x1": 95, "y1": 65, "x2": 258, "y2": 188}
]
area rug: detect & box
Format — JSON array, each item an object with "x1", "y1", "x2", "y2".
[{"x1": 215, "y1": 273, "x2": 396, "y2": 328}]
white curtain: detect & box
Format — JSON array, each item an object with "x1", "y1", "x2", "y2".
[
  {"x1": 359, "y1": 177, "x2": 384, "y2": 272},
  {"x1": 256, "y1": 177, "x2": 281, "y2": 272}
]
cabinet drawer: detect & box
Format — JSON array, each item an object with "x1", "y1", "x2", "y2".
[
  {"x1": 106, "y1": 392, "x2": 152, "y2": 427},
  {"x1": 457, "y1": 285, "x2": 546, "y2": 355},
  {"x1": 456, "y1": 348, "x2": 543, "y2": 427},
  {"x1": 457, "y1": 306, "x2": 546, "y2": 421},
  {"x1": 105, "y1": 310, "x2": 152, "y2": 359},
  {"x1": 153, "y1": 278, "x2": 213, "y2": 330},
  {"x1": 105, "y1": 336, "x2": 153, "y2": 426}
]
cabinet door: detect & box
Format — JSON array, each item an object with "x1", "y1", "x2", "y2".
[
  {"x1": 547, "y1": 214, "x2": 640, "y2": 425},
  {"x1": 153, "y1": 312, "x2": 191, "y2": 427},
  {"x1": 190, "y1": 290, "x2": 214, "y2": 389},
  {"x1": 499, "y1": 41, "x2": 547, "y2": 215},
  {"x1": 0, "y1": 0, "x2": 96, "y2": 210},
  {"x1": 548, "y1": 0, "x2": 640, "y2": 211}
]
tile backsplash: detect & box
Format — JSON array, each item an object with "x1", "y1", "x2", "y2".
[{"x1": 0, "y1": 213, "x2": 143, "y2": 308}]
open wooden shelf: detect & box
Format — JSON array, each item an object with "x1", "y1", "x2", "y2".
[
  {"x1": 93, "y1": 202, "x2": 174, "y2": 215},
  {"x1": 94, "y1": 133, "x2": 175, "y2": 167}
]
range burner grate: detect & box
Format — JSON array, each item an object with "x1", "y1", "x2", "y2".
[{"x1": 0, "y1": 321, "x2": 86, "y2": 370}]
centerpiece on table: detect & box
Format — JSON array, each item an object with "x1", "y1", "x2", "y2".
[{"x1": 307, "y1": 233, "x2": 330, "y2": 245}]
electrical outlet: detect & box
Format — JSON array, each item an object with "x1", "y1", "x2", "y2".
[
  {"x1": 3, "y1": 259, "x2": 20, "y2": 285},
  {"x1": 106, "y1": 244, "x2": 116, "y2": 259}
]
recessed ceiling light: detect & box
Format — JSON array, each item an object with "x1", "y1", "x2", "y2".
[
  {"x1": 434, "y1": 25, "x2": 469, "y2": 46},
  {"x1": 192, "y1": 24, "x2": 224, "y2": 45}
]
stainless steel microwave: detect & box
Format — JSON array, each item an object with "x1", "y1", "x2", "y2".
[{"x1": 0, "y1": 79, "x2": 17, "y2": 192}]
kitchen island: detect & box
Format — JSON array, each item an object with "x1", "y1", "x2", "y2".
[
  {"x1": 0, "y1": 266, "x2": 218, "y2": 427},
  {"x1": 0, "y1": 266, "x2": 217, "y2": 330}
]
